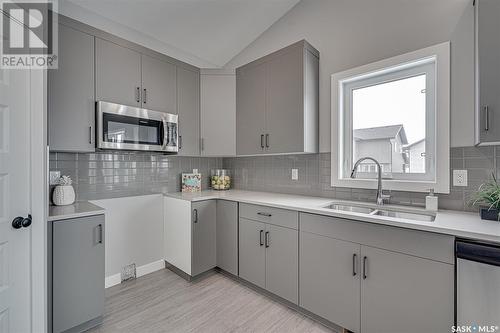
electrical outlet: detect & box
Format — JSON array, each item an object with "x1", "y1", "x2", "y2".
[
  {"x1": 49, "y1": 171, "x2": 61, "y2": 185},
  {"x1": 453, "y1": 169, "x2": 468, "y2": 187},
  {"x1": 291, "y1": 168, "x2": 299, "y2": 181}
]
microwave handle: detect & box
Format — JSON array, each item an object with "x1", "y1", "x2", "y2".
[{"x1": 161, "y1": 119, "x2": 168, "y2": 149}]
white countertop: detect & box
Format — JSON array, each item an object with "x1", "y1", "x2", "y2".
[
  {"x1": 48, "y1": 201, "x2": 106, "y2": 222},
  {"x1": 165, "y1": 190, "x2": 500, "y2": 244}
]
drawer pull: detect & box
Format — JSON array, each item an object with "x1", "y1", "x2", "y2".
[{"x1": 257, "y1": 212, "x2": 272, "y2": 217}]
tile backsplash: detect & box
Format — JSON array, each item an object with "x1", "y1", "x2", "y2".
[
  {"x1": 49, "y1": 151, "x2": 222, "y2": 201},
  {"x1": 50, "y1": 146, "x2": 497, "y2": 212},
  {"x1": 223, "y1": 146, "x2": 498, "y2": 212}
]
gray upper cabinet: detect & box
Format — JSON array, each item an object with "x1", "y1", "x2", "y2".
[
  {"x1": 95, "y1": 38, "x2": 142, "y2": 107},
  {"x1": 216, "y1": 200, "x2": 238, "y2": 275},
  {"x1": 360, "y1": 246, "x2": 454, "y2": 333},
  {"x1": 48, "y1": 24, "x2": 95, "y2": 152},
  {"x1": 236, "y1": 40, "x2": 319, "y2": 155},
  {"x1": 192, "y1": 200, "x2": 216, "y2": 276},
  {"x1": 141, "y1": 54, "x2": 177, "y2": 113},
  {"x1": 177, "y1": 67, "x2": 200, "y2": 156},
  {"x1": 476, "y1": 0, "x2": 500, "y2": 144},
  {"x1": 236, "y1": 62, "x2": 267, "y2": 155}
]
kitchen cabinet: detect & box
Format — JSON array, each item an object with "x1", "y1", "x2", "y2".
[
  {"x1": 48, "y1": 24, "x2": 95, "y2": 152},
  {"x1": 201, "y1": 70, "x2": 236, "y2": 156},
  {"x1": 141, "y1": 54, "x2": 177, "y2": 113},
  {"x1": 216, "y1": 200, "x2": 238, "y2": 275},
  {"x1": 299, "y1": 213, "x2": 454, "y2": 333},
  {"x1": 192, "y1": 200, "x2": 217, "y2": 276},
  {"x1": 95, "y1": 38, "x2": 142, "y2": 107},
  {"x1": 236, "y1": 40, "x2": 319, "y2": 155},
  {"x1": 177, "y1": 67, "x2": 200, "y2": 156},
  {"x1": 238, "y1": 204, "x2": 298, "y2": 303},
  {"x1": 300, "y1": 231, "x2": 361, "y2": 333},
  {"x1": 51, "y1": 215, "x2": 105, "y2": 333},
  {"x1": 476, "y1": 0, "x2": 500, "y2": 144}
]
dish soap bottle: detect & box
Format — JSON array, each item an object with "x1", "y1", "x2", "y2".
[{"x1": 425, "y1": 189, "x2": 438, "y2": 211}]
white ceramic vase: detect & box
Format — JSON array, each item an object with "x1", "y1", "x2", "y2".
[{"x1": 53, "y1": 185, "x2": 76, "y2": 206}]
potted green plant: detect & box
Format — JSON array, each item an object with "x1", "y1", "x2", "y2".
[{"x1": 470, "y1": 173, "x2": 500, "y2": 221}]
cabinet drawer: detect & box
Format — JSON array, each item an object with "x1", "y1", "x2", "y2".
[
  {"x1": 300, "y1": 213, "x2": 454, "y2": 264},
  {"x1": 240, "y1": 203, "x2": 298, "y2": 229}
]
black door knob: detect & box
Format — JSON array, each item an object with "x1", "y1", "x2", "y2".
[
  {"x1": 12, "y1": 216, "x2": 24, "y2": 229},
  {"x1": 22, "y1": 214, "x2": 32, "y2": 228}
]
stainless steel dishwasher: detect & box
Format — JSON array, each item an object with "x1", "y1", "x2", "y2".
[{"x1": 456, "y1": 240, "x2": 500, "y2": 329}]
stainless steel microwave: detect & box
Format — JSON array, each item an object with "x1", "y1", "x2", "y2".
[{"x1": 96, "y1": 101, "x2": 178, "y2": 153}]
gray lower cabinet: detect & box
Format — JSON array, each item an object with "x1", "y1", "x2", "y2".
[
  {"x1": 52, "y1": 215, "x2": 105, "y2": 333},
  {"x1": 192, "y1": 200, "x2": 217, "y2": 276},
  {"x1": 141, "y1": 54, "x2": 177, "y2": 113},
  {"x1": 177, "y1": 67, "x2": 200, "y2": 156},
  {"x1": 48, "y1": 24, "x2": 95, "y2": 152},
  {"x1": 238, "y1": 218, "x2": 266, "y2": 289},
  {"x1": 360, "y1": 245, "x2": 454, "y2": 333},
  {"x1": 216, "y1": 200, "x2": 238, "y2": 275},
  {"x1": 300, "y1": 231, "x2": 361, "y2": 333},
  {"x1": 95, "y1": 38, "x2": 142, "y2": 107}
]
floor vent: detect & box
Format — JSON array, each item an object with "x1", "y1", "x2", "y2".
[{"x1": 121, "y1": 263, "x2": 136, "y2": 282}]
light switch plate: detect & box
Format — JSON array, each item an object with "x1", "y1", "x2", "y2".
[
  {"x1": 49, "y1": 171, "x2": 61, "y2": 185},
  {"x1": 291, "y1": 168, "x2": 299, "y2": 181},
  {"x1": 453, "y1": 169, "x2": 468, "y2": 187}
]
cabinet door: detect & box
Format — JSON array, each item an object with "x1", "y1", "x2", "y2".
[
  {"x1": 48, "y1": 24, "x2": 94, "y2": 152},
  {"x1": 95, "y1": 38, "x2": 141, "y2": 107},
  {"x1": 238, "y1": 218, "x2": 266, "y2": 288},
  {"x1": 216, "y1": 200, "x2": 238, "y2": 275},
  {"x1": 52, "y1": 215, "x2": 105, "y2": 333},
  {"x1": 360, "y1": 246, "x2": 454, "y2": 333},
  {"x1": 141, "y1": 55, "x2": 177, "y2": 113},
  {"x1": 300, "y1": 231, "x2": 361, "y2": 333},
  {"x1": 478, "y1": 0, "x2": 500, "y2": 142},
  {"x1": 201, "y1": 73, "x2": 236, "y2": 156},
  {"x1": 266, "y1": 47, "x2": 304, "y2": 154},
  {"x1": 192, "y1": 200, "x2": 216, "y2": 276},
  {"x1": 265, "y1": 224, "x2": 298, "y2": 304},
  {"x1": 236, "y1": 63, "x2": 267, "y2": 155},
  {"x1": 177, "y1": 67, "x2": 200, "y2": 156}
]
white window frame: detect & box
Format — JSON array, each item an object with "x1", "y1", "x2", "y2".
[{"x1": 331, "y1": 42, "x2": 450, "y2": 193}]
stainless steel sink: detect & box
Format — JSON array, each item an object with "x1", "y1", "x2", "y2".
[
  {"x1": 370, "y1": 209, "x2": 435, "y2": 222},
  {"x1": 323, "y1": 203, "x2": 436, "y2": 222}
]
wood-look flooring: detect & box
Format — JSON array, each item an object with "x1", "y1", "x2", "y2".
[{"x1": 88, "y1": 269, "x2": 334, "y2": 333}]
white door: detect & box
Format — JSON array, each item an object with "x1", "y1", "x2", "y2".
[{"x1": 0, "y1": 19, "x2": 33, "y2": 333}]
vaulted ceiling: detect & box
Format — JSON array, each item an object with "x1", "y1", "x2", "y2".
[{"x1": 61, "y1": 0, "x2": 300, "y2": 68}]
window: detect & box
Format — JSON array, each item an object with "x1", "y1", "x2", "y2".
[{"x1": 331, "y1": 43, "x2": 450, "y2": 193}]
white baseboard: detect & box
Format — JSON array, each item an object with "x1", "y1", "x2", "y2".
[{"x1": 105, "y1": 260, "x2": 166, "y2": 289}]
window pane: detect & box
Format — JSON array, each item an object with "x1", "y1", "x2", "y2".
[{"x1": 352, "y1": 74, "x2": 426, "y2": 176}]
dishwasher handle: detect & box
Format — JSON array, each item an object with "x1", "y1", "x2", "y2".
[{"x1": 456, "y1": 241, "x2": 500, "y2": 267}]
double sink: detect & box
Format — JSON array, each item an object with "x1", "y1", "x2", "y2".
[{"x1": 323, "y1": 203, "x2": 436, "y2": 222}]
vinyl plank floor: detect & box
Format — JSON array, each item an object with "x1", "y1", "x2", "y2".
[{"x1": 88, "y1": 269, "x2": 334, "y2": 333}]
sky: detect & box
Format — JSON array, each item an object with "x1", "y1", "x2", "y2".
[{"x1": 352, "y1": 74, "x2": 426, "y2": 145}]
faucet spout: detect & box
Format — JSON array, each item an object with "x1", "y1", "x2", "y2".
[{"x1": 351, "y1": 157, "x2": 390, "y2": 206}]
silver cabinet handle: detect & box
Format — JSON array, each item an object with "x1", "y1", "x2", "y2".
[
  {"x1": 265, "y1": 134, "x2": 269, "y2": 148},
  {"x1": 89, "y1": 126, "x2": 92, "y2": 144},
  {"x1": 265, "y1": 231, "x2": 270, "y2": 248},
  {"x1": 485, "y1": 105, "x2": 490, "y2": 131},
  {"x1": 97, "y1": 224, "x2": 103, "y2": 244},
  {"x1": 193, "y1": 209, "x2": 198, "y2": 223},
  {"x1": 353, "y1": 253, "x2": 357, "y2": 276},
  {"x1": 143, "y1": 88, "x2": 147, "y2": 104},
  {"x1": 257, "y1": 212, "x2": 272, "y2": 217},
  {"x1": 259, "y1": 230, "x2": 264, "y2": 246},
  {"x1": 363, "y1": 256, "x2": 368, "y2": 279},
  {"x1": 260, "y1": 134, "x2": 264, "y2": 149},
  {"x1": 136, "y1": 87, "x2": 140, "y2": 103},
  {"x1": 179, "y1": 135, "x2": 182, "y2": 149}
]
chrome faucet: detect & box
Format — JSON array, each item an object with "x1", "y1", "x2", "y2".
[{"x1": 351, "y1": 157, "x2": 390, "y2": 205}]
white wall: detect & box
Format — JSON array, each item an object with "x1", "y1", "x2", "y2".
[
  {"x1": 224, "y1": 0, "x2": 472, "y2": 151},
  {"x1": 91, "y1": 194, "x2": 164, "y2": 285}
]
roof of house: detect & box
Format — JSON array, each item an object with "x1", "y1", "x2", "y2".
[
  {"x1": 353, "y1": 124, "x2": 408, "y2": 144},
  {"x1": 405, "y1": 138, "x2": 425, "y2": 148}
]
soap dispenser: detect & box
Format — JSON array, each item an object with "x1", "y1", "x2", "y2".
[{"x1": 425, "y1": 189, "x2": 438, "y2": 211}]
